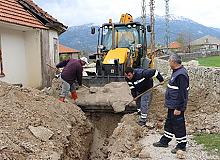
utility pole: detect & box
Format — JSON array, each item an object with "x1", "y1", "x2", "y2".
[
  {"x1": 141, "y1": 0, "x2": 146, "y2": 27},
  {"x1": 149, "y1": 0, "x2": 155, "y2": 60},
  {"x1": 165, "y1": 0, "x2": 170, "y2": 54}
]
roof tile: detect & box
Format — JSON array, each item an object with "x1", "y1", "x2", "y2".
[
  {"x1": 0, "y1": 0, "x2": 47, "y2": 29},
  {"x1": 168, "y1": 42, "x2": 181, "y2": 49},
  {"x1": 21, "y1": 0, "x2": 60, "y2": 23},
  {"x1": 59, "y1": 44, "x2": 79, "y2": 53}
]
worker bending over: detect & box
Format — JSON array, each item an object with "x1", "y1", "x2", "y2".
[
  {"x1": 125, "y1": 67, "x2": 164, "y2": 126},
  {"x1": 56, "y1": 57, "x2": 88, "y2": 102}
]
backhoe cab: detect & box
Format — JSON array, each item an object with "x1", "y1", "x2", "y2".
[{"x1": 86, "y1": 13, "x2": 151, "y2": 86}]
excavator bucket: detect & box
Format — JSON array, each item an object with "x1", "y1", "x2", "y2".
[
  {"x1": 76, "y1": 81, "x2": 137, "y2": 113},
  {"x1": 82, "y1": 75, "x2": 125, "y2": 87}
]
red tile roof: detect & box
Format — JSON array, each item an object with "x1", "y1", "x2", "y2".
[
  {"x1": 0, "y1": 0, "x2": 48, "y2": 29},
  {"x1": 19, "y1": 0, "x2": 68, "y2": 33},
  {"x1": 59, "y1": 44, "x2": 79, "y2": 53},
  {"x1": 168, "y1": 42, "x2": 181, "y2": 49},
  {"x1": 20, "y1": 0, "x2": 60, "y2": 24}
]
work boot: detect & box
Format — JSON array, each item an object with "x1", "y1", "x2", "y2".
[
  {"x1": 153, "y1": 141, "x2": 168, "y2": 148},
  {"x1": 138, "y1": 121, "x2": 146, "y2": 126},
  {"x1": 59, "y1": 97, "x2": 65, "y2": 102},
  {"x1": 71, "y1": 91, "x2": 78, "y2": 100},
  {"x1": 137, "y1": 111, "x2": 141, "y2": 115},
  {"x1": 171, "y1": 147, "x2": 186, "y2": 154}
]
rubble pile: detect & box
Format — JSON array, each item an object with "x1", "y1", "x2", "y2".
[
  {"x1": 1, "y1": 78, "x2": 219, "y2": 159},
  {"x1": 104, "y1": 87, "x2": 220, "y2": 159},
  {"x1": 0, "y1": 81, "x2": 93, "y2": 159}
]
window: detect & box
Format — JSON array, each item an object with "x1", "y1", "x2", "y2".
[
  {"x1": 53, "y1": 38, "x2": 58, "y2": 64},
  {"x1": 0, "y1": 50, "x2": 4, "y2": 76}
]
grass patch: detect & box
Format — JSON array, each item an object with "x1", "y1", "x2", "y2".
[
  {"x1": 183, "y1": 59, "x2": 195, "y2": 63},
  {"x1": 194, "y1": 134, "x2": 220, "y2": 157},
  {"x1": 183, "y1": 56, "x2": 220, "y2": 67}
]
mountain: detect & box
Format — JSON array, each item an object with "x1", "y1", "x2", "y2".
[
  {"x1": 59, "y1": 14, "x2": 220, "y2": 53},
  {"x1": 59, "y1": 23, "x2": 98, "y2": 53}
]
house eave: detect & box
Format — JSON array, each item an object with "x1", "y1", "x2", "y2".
[{"x1": 16, "y1": 0, "x2": 68, "y2": 34}]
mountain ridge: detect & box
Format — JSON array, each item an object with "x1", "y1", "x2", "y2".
[{"x1": 59, "y1": 14, "x2": 220, "y2": 53}]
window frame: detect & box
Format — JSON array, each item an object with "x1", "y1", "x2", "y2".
[
  {"x1": 0, "y1": 34, "x2": 5, "y2": 76},
  {"x1": 0, "y1": 49, "x2": 5, "y2": 77}
]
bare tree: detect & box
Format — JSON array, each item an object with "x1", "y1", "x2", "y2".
[
  {"x1": 185, "y1": 32, "x2": 193, "y2": 53},
  {"x1": 175, "y1": 32, "x2": 185, "y2": 52}
]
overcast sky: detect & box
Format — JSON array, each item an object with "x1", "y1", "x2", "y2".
[{"x1": 33, "y1": 0, "x2": 220, "y2": 29}]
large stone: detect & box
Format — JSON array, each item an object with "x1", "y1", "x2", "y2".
[
  {"x1": 89, "y1": 87, "x2": 98, "y2": 93},
  {"x1": 112, "y1": 101, "x2": 126, "y2": 112},
  {"x1": 28, "y1": 126, "x2": 54, "y2": 142},
  {"x1": 176, "y1": 150, "x2": 186, "y2": 159},
  {"x1": 49, "y1": 151, "x2": 60, "y2": 160},
  {"x1": 139, "y1": 150, "x2": 151, "y2": 158}
]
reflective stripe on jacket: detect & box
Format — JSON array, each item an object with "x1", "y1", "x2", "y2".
[
  {"x1": 165, "y1": 65, "x2": 189, "y2": 111},
  {"x1": 125, "y1": 69, "x2": 164, "y2": 98}
]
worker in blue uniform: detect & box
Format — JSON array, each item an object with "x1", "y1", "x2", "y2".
[
  {"x1": 125, "y1": 67, "x2": 164, "y2": 126},
  {"x1": 153, "y1": 53, "x2": 189, "y2": 154}
]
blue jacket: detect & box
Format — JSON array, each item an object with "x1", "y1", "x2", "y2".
[
  {"x1": 125, "y1": 69, "x2": 164, "y2": 97},
  {"x1": 165, "y1": 65, "x2": 189, "y2": 111}
]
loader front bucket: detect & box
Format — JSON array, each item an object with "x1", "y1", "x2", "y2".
[{"x1": 82, "y1": 76, "x2": 125, "y2": 87}]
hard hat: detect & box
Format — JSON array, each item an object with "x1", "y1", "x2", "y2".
[{"x1": 80, "y1": 57, "x2": 89, "y2": 64}]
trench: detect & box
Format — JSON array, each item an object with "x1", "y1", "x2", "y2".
[{"x1": 85, "y1": 112, "x2": 124, "y2": 160}]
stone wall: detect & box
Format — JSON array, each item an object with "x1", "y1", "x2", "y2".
[
  {"x1": 177, "y1": 51, "x2": 220, "y2": 60},
  {"x1": 154, "y1": 51, "x2": 220, "y2": 96}
]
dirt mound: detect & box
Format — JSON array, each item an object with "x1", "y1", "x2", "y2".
[
  {"x1": 0, "y1": 81, "x2": 93, "y2": 159},
  {"x1": 106, "y1": 113, "x2": 145, "y2": 159},
  {"x1": 145, "y1": 87, "x2": 220, "y2": 135},
  {"x1": 104, "y1": 87, "x2": 220, "y2": 159},
  {"x1": 42, "y1": 79, "x2": 220, "y2": 159}
]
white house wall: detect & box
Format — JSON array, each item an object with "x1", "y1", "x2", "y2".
[
  {"x1": 0, "y1": 27, "x2": 42, "y2": 88},
  {"x1": 24, "y1": 30, "x2": 41, "y2": 88}
]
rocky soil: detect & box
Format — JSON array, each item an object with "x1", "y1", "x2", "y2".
[
  {"x1": 0, "y1": 81, "x2": 93, "y2": 160},
  {"x1": 1, "y1": 78, "x2": 220, "y2": 160},
  {"x1": 103, "y1": 87, "x2": 220, "y2": 159}
]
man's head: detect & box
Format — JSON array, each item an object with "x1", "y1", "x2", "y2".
[
  {"x1": 125, "y1": 67, "x2": 134, "y2": 80},
  {"x1": 80, "y1": 57, "x2": 89, "y2": 66},
  {"x1": 169, "y1": 53, "x2": 182, "y2": 70}
]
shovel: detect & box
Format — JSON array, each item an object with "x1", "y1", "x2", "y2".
[
  {"x1": 125, "y1": 78, "x2": 170, "y2": 106},
  {"x1": 46, "y1": 63, "x2": 60, "y2": 73},
  {"x1": 46, "y1": 63, "x2": 61, "y2": 78}
]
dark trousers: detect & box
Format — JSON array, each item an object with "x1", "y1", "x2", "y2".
[{"x1": 160, "y1": 109, "x2": 187, "y2": 149}]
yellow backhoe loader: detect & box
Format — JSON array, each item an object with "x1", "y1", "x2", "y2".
[{"x1": 83, "y1": 13, "x2": 152, "y2": 86}]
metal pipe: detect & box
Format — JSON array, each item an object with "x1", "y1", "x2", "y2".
[{"x1": 111, "y1": 22, "x2": 115, "y2": 50}]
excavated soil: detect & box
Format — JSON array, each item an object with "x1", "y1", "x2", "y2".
[
  {"x1": 0, "y1": 81, "x2": 93, "y2": 160},
  {"x1": 1, "y1": 78, "x2": 220, "y2": 159},
  {"x1": 103, "y1": 86, "x2": 220, "y2": 159}
]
